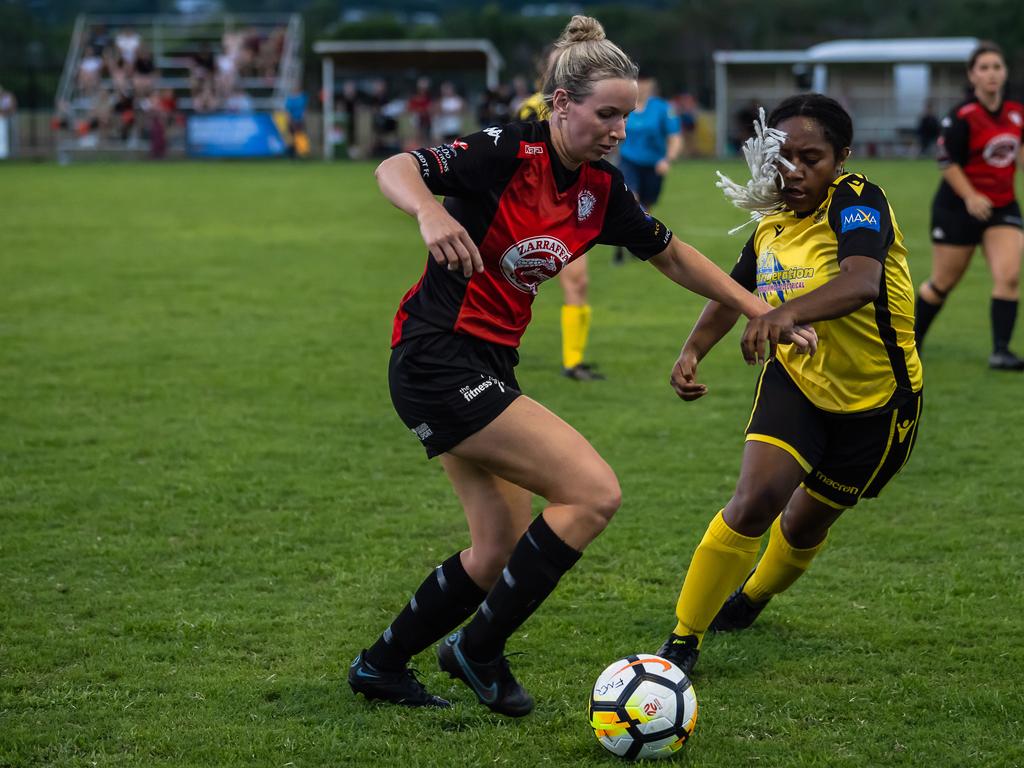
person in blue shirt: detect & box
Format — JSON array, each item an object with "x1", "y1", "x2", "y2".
[
  {"x1": 284, "y1": 87, "x2": 309, "y2": 157},
  {"x1": 613, "y1": 71, "x2": 683, "y2": 264}
]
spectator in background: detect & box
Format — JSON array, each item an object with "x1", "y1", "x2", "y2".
[
  {"x1": 115, "y1": 27, "x2": 141, "y2": 66},
  {"x1": 260, "y1": 27, "x2": 286, "y2": 81},
  {"x1": 0, "y1": 84, "x2": 15, "y2": 159},
  {"x1": 77, "y1": 46, "x2": 104, "y2": 94},
  {"x1": 87, "y1": 24, "x2": 112, "y2": 56},
  {"x1": 133, "y1": 45, "x2": 157, "y2": 97},
  {"x1": 215, "y1": 49, "x2": 238, "y2": 100},
  {"x1": 732, "y1": 99, "x2": 759, "y2": 154},
  {"x1": 191, "y1": 43, "x2": 216, "y2": 97},
  {"x1": 284, "y1": 86, "x2": 309, "y2": 158},
  {"x1": 612, "y1": 70, "x2": 682, "y2": 265},
  {"x1": 223, "y1": 30, "x2": 246, "y2": 70},
  {"x1": 677, "y1": 92, "x2": 699, "y2": 157},
  {"x1": 915, "y1": 101, "x2": 941, "y2": 158},
  {"x1": 477, "y1": 84, "x2": 511, "y2": 129},
  {"x1": 434, "y1": 81, "x2": 464, "y2": 143},
  {"x1": 509, "y1": 75, "x2": 531, "y2": 118},
  {"x1": 241, "y1": 27, "x2": 263, "y2": 76},
  {"x1": 407, "y1": 77, "x2": 433, "y2": 146},
  {"x1": 106, "y1": 47, "x2": 133, "y2": 96},
  {"x1": 0, "y1": 85, "x2": 16, "y2": 118},
  {"x1": 369, "y1": 80, "x2": 400, "y2": 158},
  {"x1": 338, "y1": 80, "x2": 360, "y2": 157}
]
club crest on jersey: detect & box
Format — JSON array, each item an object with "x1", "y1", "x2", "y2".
[
  {"x1": 500, "y1": 236, "x2": 573, "y2": 294},
  {"x1": 577, "y1": 189, "x2": 597, "y2": 222},
  {"x1": 450, "y1": 139, "x2": 469, "y2": 151},
  {"x1": 982, "y1": 133, "x2": 1021, "y2": 168},
  {"x1": 840, "y1": 206, "x2": 880, "y2": 233},
  {"x1": 1009, "y1": 111, "x2": 1022, "y2": 127}
]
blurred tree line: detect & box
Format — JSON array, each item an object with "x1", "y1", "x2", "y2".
[{"x1": 2, "y1": 0, "x2": 1022, "y2": 107}]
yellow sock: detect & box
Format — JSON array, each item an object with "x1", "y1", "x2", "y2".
[
  {"x1": 673, "y1": 510, "x2": 762, "y2": 644},
  {"x1": 742, "y1": 515, "x2": 827, "y2": 603},
  {"x1": 561, "y1": 304, "x2": 591, "y2": 369}
]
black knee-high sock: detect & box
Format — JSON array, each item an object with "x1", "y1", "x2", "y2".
[
  {"x1": 461, "y1": 514, "x2": 582, "y2": 662},
  {"x1": 366, "y1": 551, "x2": 486, "y2": 671},
  {"x1": 991, "y1": 298, "x2": 1018, "y2": 353},
  {"x1": 915, "y1": 289, "x2": 945, "y2": 349}
]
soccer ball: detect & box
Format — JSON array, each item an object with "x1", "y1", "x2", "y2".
[{"x1": 589, "y1": 655, "x2": 698, "y2": 760}]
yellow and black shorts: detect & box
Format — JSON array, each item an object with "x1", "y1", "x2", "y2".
[{"x1": 745, "y1": 360, "x2": 922, "y2": 509}]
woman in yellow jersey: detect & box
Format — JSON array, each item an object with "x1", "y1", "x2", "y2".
[
  {"x1": 655, "y1": 94, "x2": 923, "y2": 675},
  {"x1": 519, "y1": 48, "x2": 604, "y2": 380}
]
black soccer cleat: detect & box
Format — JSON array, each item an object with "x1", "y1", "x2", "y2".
[
  {"x1": 563, "y1": 363, "x2": 606, "y2": 381},
  {"x1": 348, "y1": 650, "x2": 451, "y2": 708},
  {"x1": 988, "y1": 349, "x2": 1024, "y2": 371},
  {"x1": 437, "y1": 631, "x2": 535, "y2": 717},
  {"x1": 655, "y1": 633, "x2": 700, "y2": 677},
  {"x1": 709, "y1": 586, "x2": 771, "y2": 632}
]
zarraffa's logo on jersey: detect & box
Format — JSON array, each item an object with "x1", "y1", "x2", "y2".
[
  {"x1": 500, "y1": 236, "x2": 573, "y2": 294},
  {"x1": 983, "y1": 133, "x2": 1021, "y2": 168}
]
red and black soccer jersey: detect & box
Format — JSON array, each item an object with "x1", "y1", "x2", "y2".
[
  {"x1": 936, "y1": 97, "x2": 1023, "y2": 207},
  {"x1": 392, "y1": 120, "x2": 673, "y2": 348}
]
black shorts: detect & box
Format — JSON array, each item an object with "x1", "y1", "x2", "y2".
[
  {"x1": 745, "y1": 360, "x2": 923, "y2": 509},
  {"x1": 619, "y1": 158, "x2": 665, "y2": 208},
  {"x1": 930, "y1": 195, "x2": 1022, "y2": 246},
  {"x1": 389, "y1": 332, "x2": 522, "y2": 458}
]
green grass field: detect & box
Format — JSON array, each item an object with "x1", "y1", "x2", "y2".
[{"x1": 1, "y1": 158, "x2": 1022, "y2": 767}]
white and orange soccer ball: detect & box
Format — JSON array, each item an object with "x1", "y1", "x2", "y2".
[{"x1": 589, "y1": 655, "x2": 698, "y2": 760}]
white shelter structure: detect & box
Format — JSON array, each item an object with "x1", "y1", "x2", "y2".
[
  {"x1": 314, "y1": 38, "x2": 504, "y2": 159},
  {"x1": 713, "y1": 38, "x2": 979, "y2": 156}
]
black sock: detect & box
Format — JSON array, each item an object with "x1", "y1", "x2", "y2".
[
  {"x1": 991, "y1": 298, "x2": 1018, "y2": 353},
  {"x1": 365, "y1": 551, "x2": 486, "y2": 671},
  {"x1": 461, "y1": 514, "x2": 582, "y2": 662},
  {"x1": 915, "y1": 291, "x2": 944, "y2": 349}
]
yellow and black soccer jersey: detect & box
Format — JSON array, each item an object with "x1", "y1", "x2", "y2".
[
  {"x1": 730, "y1": 173, "x2": 923, "y2": 414},
  {"x1": 517, "y1": 92, "x2": 550, "y2": 122}
]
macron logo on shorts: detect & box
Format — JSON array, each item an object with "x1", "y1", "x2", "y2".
[{"x1": 840, "y1": 206, "x2": 881, "y2": 233}]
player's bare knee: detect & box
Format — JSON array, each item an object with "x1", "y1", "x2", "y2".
[
  {"x1": 586, "y1": 475, "x2": 622, "y2": 528},
  {"x1": 562, "y1": 472, "x2": 620, "y2": 534},
  {"x1": 726, "y1": 488, "x2": 783, "y2": 534},
  {"x1": 462, "y1": 545, "x2": 511, "y2": 588}
]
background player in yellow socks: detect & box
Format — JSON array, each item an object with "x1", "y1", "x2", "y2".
[
  {"x1": 519, "y1": 49, "x2": 604, "y2": 381},
  {"x1": 656, "y1": 94, "x2": 923, "y2": 675}
]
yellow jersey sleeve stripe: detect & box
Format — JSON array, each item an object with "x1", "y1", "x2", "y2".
[{"x1": 746, "y1": 433, "x2": 813, "y2": 473}]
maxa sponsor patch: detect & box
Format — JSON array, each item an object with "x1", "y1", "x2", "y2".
[{"x1": 840, "y1": 206, "x2": 881, "y2": 233}]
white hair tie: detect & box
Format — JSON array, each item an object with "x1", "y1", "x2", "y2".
[{"x1": 715, "y1": 107, "x2": 796, "y2": 234}]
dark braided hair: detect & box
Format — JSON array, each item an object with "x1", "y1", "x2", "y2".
[{"x1": 767, "y1": 93, "x2": 853, "y2": 161}]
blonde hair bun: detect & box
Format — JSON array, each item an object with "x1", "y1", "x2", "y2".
[{"x1": 557, "y1": 15, "x2": 606, "y2": 46}]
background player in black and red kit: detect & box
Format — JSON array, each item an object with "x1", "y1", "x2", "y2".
[
  {"x1": 347, "y1": 15, "x2": 814, "y2": 717},
  {"x1": 915, "y1": 42, "x2": 1024, "y2": 370}
]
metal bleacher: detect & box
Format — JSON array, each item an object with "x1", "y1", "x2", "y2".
[{"x1": 55, "y1": 12, "x2": 302, "y2": 157}]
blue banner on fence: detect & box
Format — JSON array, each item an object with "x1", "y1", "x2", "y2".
[{"x1": 186, "y1": 113, "x2": 287, "y2": 158}]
